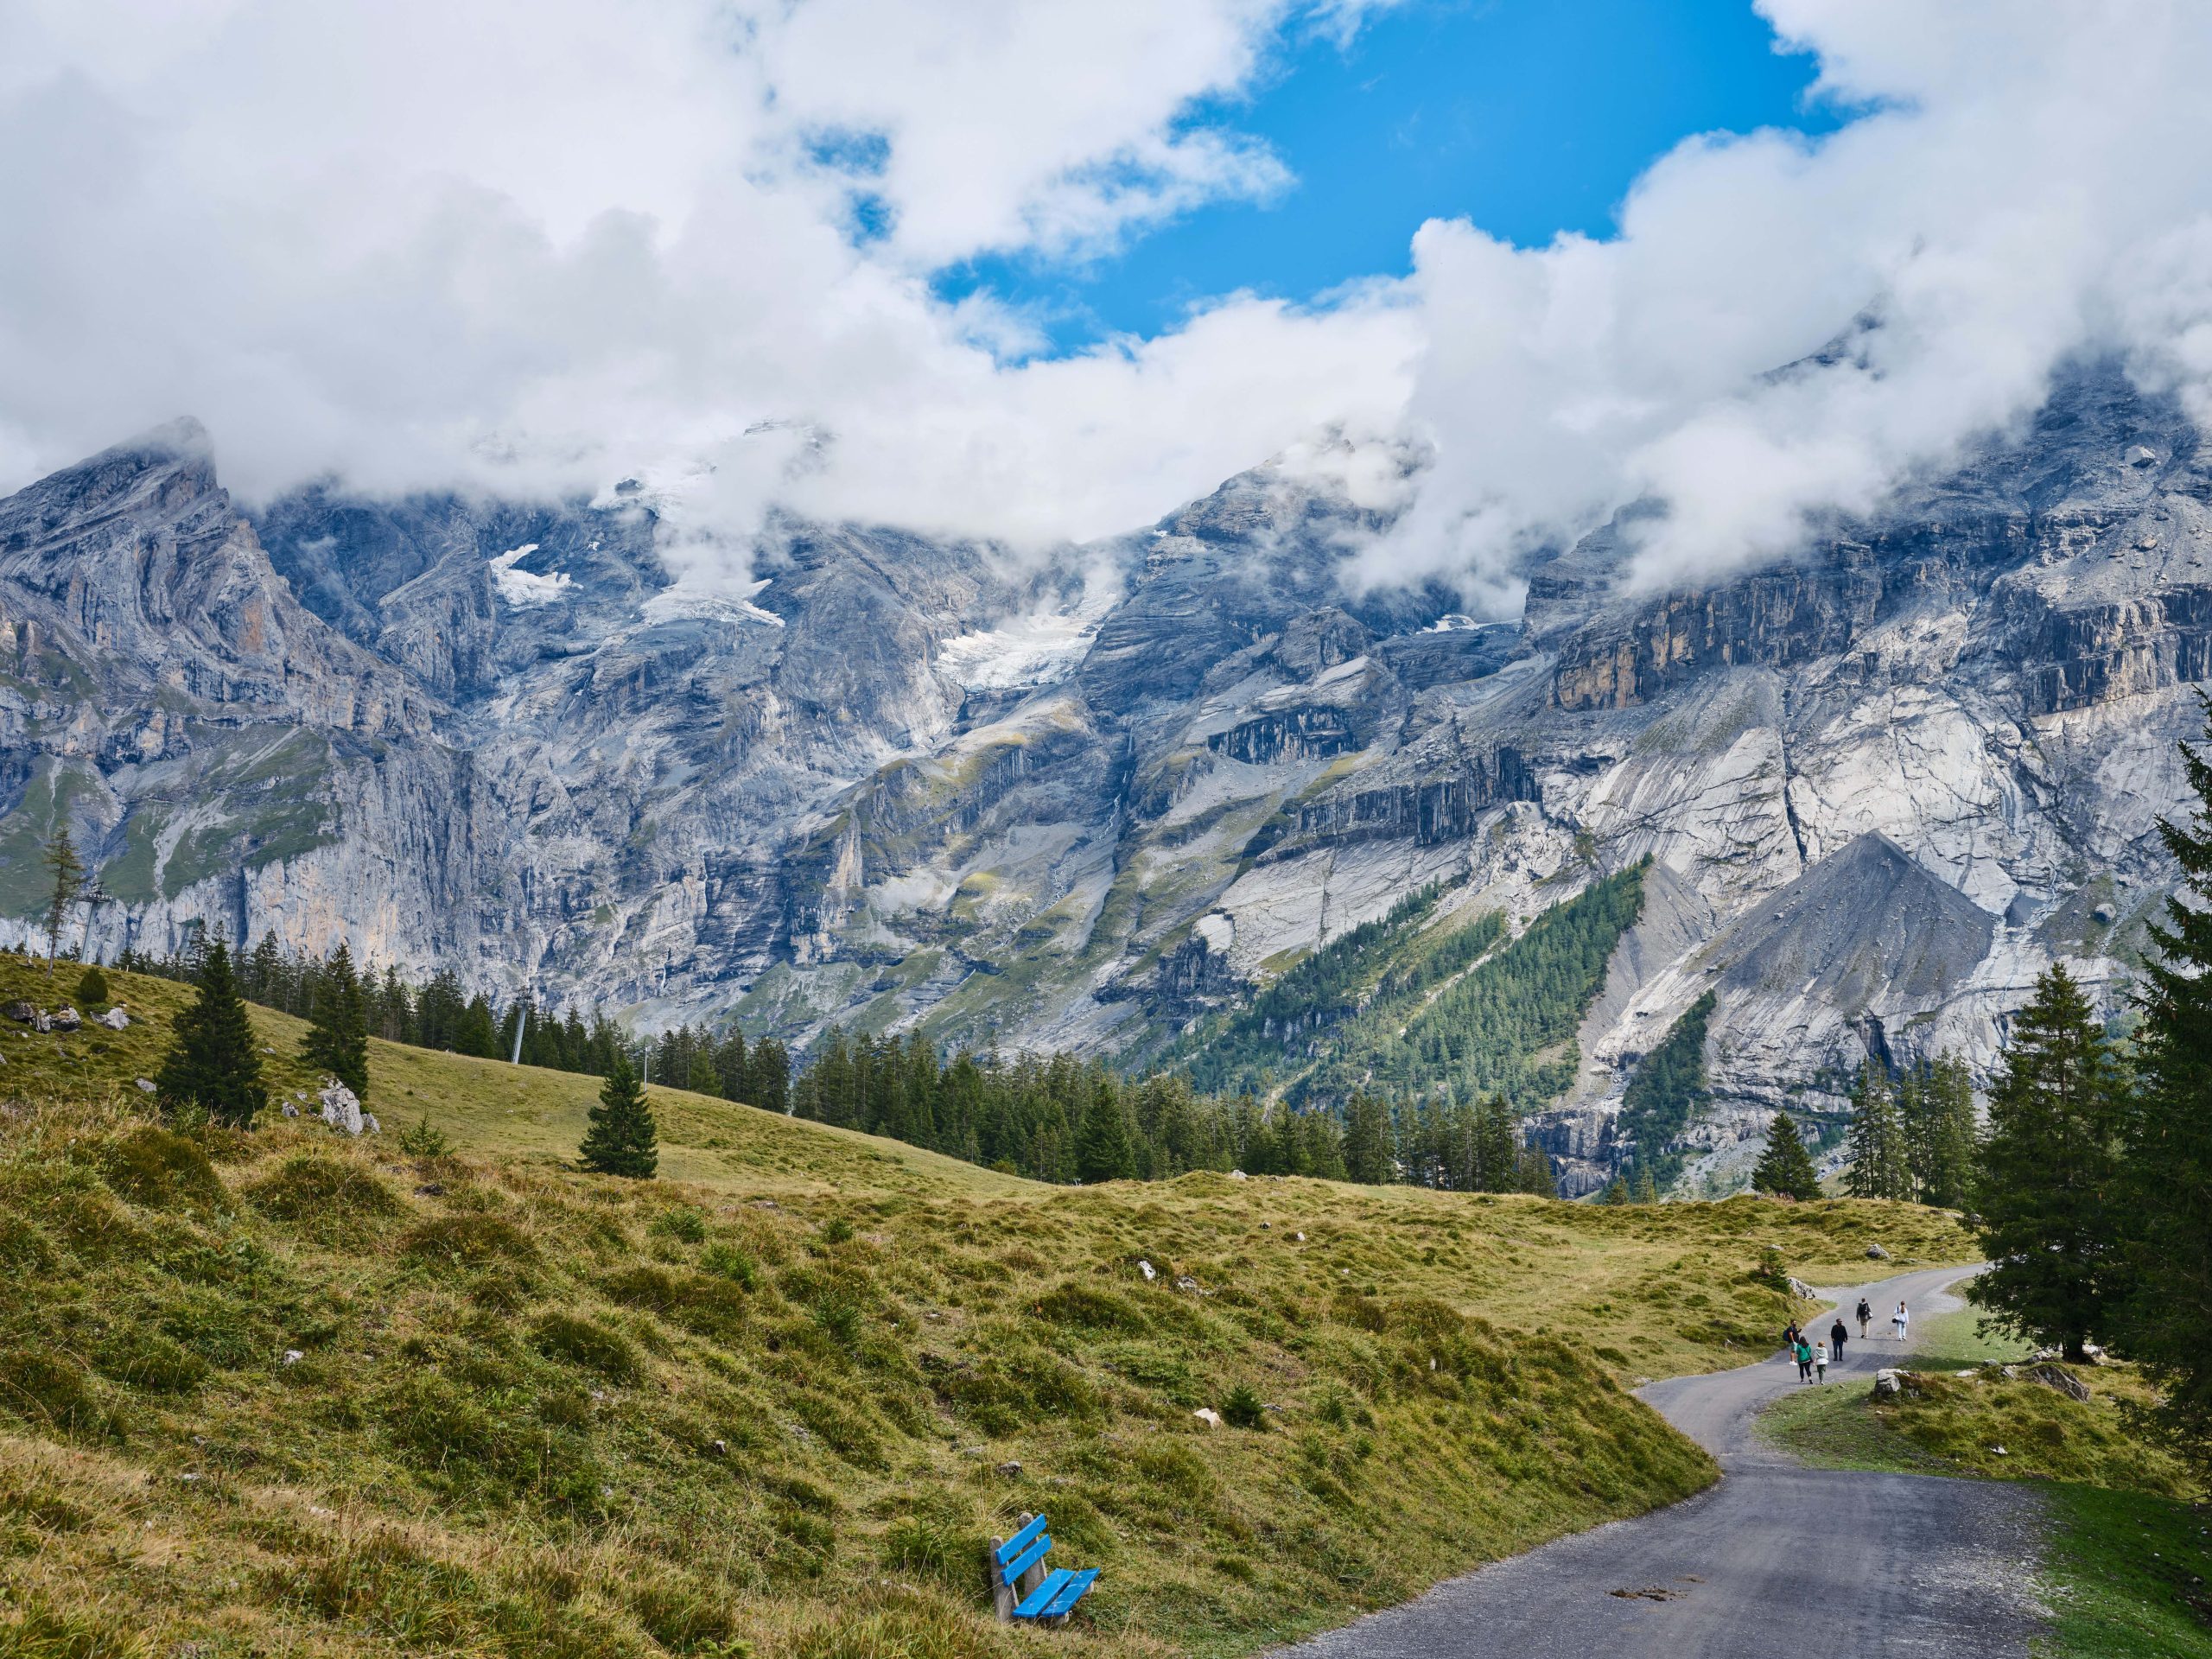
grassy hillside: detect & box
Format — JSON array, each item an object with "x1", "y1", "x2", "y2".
[{"x1": 0, "y1": 963, "x2": 1975, "y2": 1658}]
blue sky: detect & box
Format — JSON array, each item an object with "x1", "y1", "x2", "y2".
[{"x1": 937, "y1": 0, "x2": 1843, "y2": 353}]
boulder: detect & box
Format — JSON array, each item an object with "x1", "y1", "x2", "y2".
[
  {"x1": 50, "y1": 1007, "x2": 81, "y2": 1033},
  {"x1": 2024, "y1": 1363, "x2": 2092, "y2": 1403},
  {"x1": 361, "y1": 1113, "x2": 381, "y2": 1135},
  {"x1": 281, "y1": 1102, "x2": 300, "y2": 1119},
  {"x1": 1136, "y1": 1259, "x2": 1157, "y2": 1281},
  {"x1": 995, "y1": 1459, "x2": 1022, "y2": 1478},
  {"x1": 1229, "y1": 1170, "x2": 1248, "y2": 1181},
  {"x1": 134, "y1": 1077, "x2": 157, "y2": 1094},
  {"x1": 317, "y1": 1081, "x2": 365, "y2": 1135},
  {"x1": 1872, "y1": 1369, "x2": 1904, "y2": 1399},
  {"x1": 1787, "y1": 1276, "x2": 1817, "y2": 1300},
  {"x1": 1192, "y1": 1408, "x2": 1223, "y2": 1430},
  {"x1": 99, "y1": 1007, "x2": 128, "y2": 1030},
  {"x1": 3, "y1": 1001, "x2": 35, "y2": 1023},
  {"x1": 1866, "y1": 1243, "x2": 1890, "y2": 1260}
]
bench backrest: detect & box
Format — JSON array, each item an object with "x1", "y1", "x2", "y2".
[{"x1": 995, "y1": 1512, "x2": 1052, "y2": 1586}]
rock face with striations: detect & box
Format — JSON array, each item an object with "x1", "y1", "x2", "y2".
[{"x1": 0, "y1": 364, "x2": 2205, "y2": 1192}]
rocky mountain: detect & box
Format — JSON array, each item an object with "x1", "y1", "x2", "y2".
[{"x1": 2, "y1": 361, "x2": 2202, "y2": 1192}]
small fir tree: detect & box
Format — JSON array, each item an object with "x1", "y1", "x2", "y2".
[
  {"x1": 579, "y1": 1054, "x2": 658, "y2": 1179},
  {"x1": 41, "y1": 823, "x2": 84, "y2": 976},
  {"x1": 155, "y1": 935, "x2": 267, "y2": 1128},
  {"x1": 1844, "y1": 1061, "x2": 1911, "y2": 1200},
  {"x1": 2119, "y1": 694, "x2": 2212, "y2": 1466},
  {"x1": 300, "y1": 941, "x2": 370, "y2": 1102},
  {"x1": 1632, "y1": 1166, "x2": 1659, "y2": 1205},
  {"x1": 1516, "y1": 1144, "x2": 1558, "y2": 1197},
  {"x1": 1751, "y1": 1113, "x2": 1820, "y2": 1199},
  {"x1": 1967, "y1": 964, "x2": 2126, "y2": 1362},
  {"x1": 73, "y1": 964, "x2": 109, "y2": 1012},
  {"x1": 1602, "y1": 1175, "x2": 1631, "y2": 1205}
]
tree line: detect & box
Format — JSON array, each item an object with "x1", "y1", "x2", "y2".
[{"x1": 784, "y1": 1024, "x2": 1557, "y2": 1192}]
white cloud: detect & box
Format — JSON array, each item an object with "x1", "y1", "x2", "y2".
[
  {"x1": 2, "y1": 0, "x2": 2210, "y2": 613},
  {"x1": 1368, "y1": 0, "x2": 2212, "y2": 601},
  {"x1": 0, "y1": 0, "x2": 1408, "y2": 553}
]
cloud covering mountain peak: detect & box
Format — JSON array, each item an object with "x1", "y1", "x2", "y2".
[{"x1": 3, "y1": 0, "x2": 2211, "y2": 605}]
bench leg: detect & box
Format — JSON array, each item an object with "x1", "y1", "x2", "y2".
[{"x1": 987, "y1": 1537, "x2": 1015, "y2": 1624}]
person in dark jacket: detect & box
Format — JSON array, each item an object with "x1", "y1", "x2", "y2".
[
  {"x1": 1830, "y1": 1315, "x2": 1850, "y2": 1363},
  {"x1": 1856, "y1": 1297, "x2": 1873, "y2": 1338}
]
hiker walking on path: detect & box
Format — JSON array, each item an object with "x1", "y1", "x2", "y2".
[
  {"x1": 1892, "y1": 1301, "x2": 1910, "y2": 1342},
  {"x1": 1857, "y1": 1297, "x2": 1872, "y2": 1338},
  {"x1": 1795, "y1": 1337, "x2": 1814, "y2": 1382},
  {"x1": 1829, "y1": 1316, "x2": 1849, "y2": 1363},
  {"x1": 1814, "y1": 1340, "x2": 1828, "y2": 1383}
]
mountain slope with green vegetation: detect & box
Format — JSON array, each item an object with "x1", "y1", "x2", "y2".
[{"x1": 0, "y1": 963, "x2": 1975, "y2": 1658}]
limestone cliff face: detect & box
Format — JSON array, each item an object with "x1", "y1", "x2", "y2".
[{"x1": 3, "y1": 366, "x2": 2205, "y2": 1192}]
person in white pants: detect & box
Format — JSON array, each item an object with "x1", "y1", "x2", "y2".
[{"x1": 1892, "y1": 1300, "x2": 1910, "y2": 1341}]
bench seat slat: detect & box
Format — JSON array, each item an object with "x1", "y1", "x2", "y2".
[
  {"x1": 1040, "y1": 1567, "x2": 1098, "y2": 1618},
  {"x1": 995, "y1": 1514, "x2": 1049, "y2": 1567},
  {"x1": 1002, "y1": 1533, "x2": 1052, "y2": 1585},
  {"x1": 1014, "y1": 1567, "x2": 1075, "y2": 1619}
]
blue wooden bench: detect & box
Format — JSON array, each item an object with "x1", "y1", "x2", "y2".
[{"x1": 992, "y1": 1513, "x2": 1099, "y2": 1621}]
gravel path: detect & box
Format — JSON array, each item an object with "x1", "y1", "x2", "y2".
[{"x1": 1269, "y1": 1264, "x2": 2049, "y2": 1658}]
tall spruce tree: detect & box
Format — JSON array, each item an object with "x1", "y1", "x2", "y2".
[
  {"x1": 155, "y1": 935, "x2": 266, "y2": 1128},
  {"x1": 1905, "y1": 1054, "x2": 1980, "y2": 1208},
  {"x1": 1844, "y1": 1061, "x2": 1911, "y2": 1199},
  {"x1": 579, "y1": 1054, "x2": 658, "y2": 1179},
  {"x1": 1075, "y1": 1081, "x2": 1135, "y2": 1183},
  {"x1": 1341, "y1": 1090, "x2": 1395, "y2": 1185},
  {"x1": 1967, "y1": 964, "x2": 2126, "y2": 1362},
  {"x1": 1751, "y1": 1112, "x2": 1820, "y2": 1199},
  {"x1": 300, "y1": 940, "x2": 370, "y2": 1101},
  {"x1": 2120, "y1": 694, "x2": 2212, "y2": 1466},
  {"x1": 41, "y1": 822, "x2": 84, "y2": 976}
]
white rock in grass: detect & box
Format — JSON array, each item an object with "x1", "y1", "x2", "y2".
[
  {"x1": 1192, "y1": 1408, "x2": 1223, "y2": 1430},
  {"x1": 317, "y1": 1081, "x2": 364, "y2": 1135},
  {"x1": 1136, "y1": 1260, "x2": 1156, "y2": 1281},
  {"x1": 99, "y1": 1007, "x2": 129, "y2": 1029}
]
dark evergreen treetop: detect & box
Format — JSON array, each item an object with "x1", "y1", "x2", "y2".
[
  {"x1": 155, "y1": 935, "x2": 266, "y2": 1128},
  {"x1": 1751, "y1": 1112, "x2": 1821, "y2": 1200}
]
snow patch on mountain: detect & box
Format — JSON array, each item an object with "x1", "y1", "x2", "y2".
[
  {"x1": 489, "y1": 543, "x2": 574, "y2": 608},
  {"x1": 935, "y1": 582, "x2": 1118, "y2": 691}
]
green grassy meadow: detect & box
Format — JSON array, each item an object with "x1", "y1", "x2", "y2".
[{"x1": 0, "y1": 963, "x2": 1980, "y2": 1658}]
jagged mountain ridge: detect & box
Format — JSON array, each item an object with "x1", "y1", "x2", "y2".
[{"x1": 0, "y1": 364, "x2": 2203, "y2": 1192}]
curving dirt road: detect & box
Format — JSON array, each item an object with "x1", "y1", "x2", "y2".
[{"x1": 1271, "y1": 1264, "x2": 2049, "y2": 1658}]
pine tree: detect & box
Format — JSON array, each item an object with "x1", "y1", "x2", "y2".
[
  {"x1": 1751, "y1": 1113, "x2": 1820, "y2": 1199},
  {"x1": 454, "y1": 995, "x2": 499, "y2": 1058},
  {"x1": 1632, "y1": 1166, "x2": 1658, "y2": 1205},
  {"x1": 1906, "y1": 1054, "x2": 1980, "y2": 1207},
  {"x1": 2118, "y1": 694, "x2": 2212, "y2": 1465},
  {"x1": 300, "y1": 941, "x2": 370, "y2": 1101},
  {"x1": 1603, "y1": 1175, "x2": 1631, "y2": 1205},
  {"x1": 41, "y1": 822, "x2": 84, "y2": 976},
  {"x1": 1515, "y1": 1144, "x2": 1557, "y2": 1197},
  {"x1": 579, "y1": 1054, "x2": 658, "y2": 1179},
  {"x1": 1967, "y1": 964, "x2": 2126, "y2": 1362},
  {"x1": 155, "y1": 936, "x2": 267, "y2": 1128},
  {"x1": 1844, "y1": 1061, "x2": 1910, "y2": 1199},
  {"x1": 1341, "y1": 1090, "x2": 1394, "y2": 1185},
  {"x1": 73, "y1": 964, "x2": 109, "y2": 1012},
  {"x1": 1075, "y1": 1080, "x2": 1135, "y2": 1183}
]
